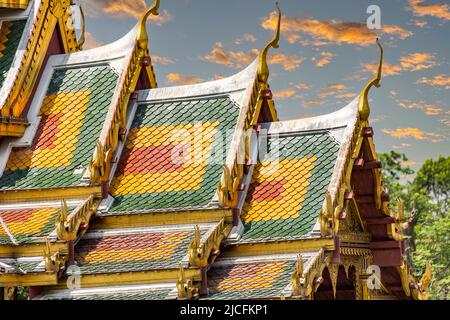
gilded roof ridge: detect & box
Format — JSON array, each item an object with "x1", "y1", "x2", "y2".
[{"x1": 83, "y1": 223, "x2": 217, "y2": 239}]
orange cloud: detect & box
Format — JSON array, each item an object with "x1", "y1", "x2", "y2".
[
  {"x1": 399, "y1": 53, "x2": 436, "y2": 71},
  {"x1": 364, "y1": 52, "x2": 436, "y2": 77},
  {"x1": 364, "y1": 62, "x2": 403, "y2": 76},
  {"x1": 293, "y1": 83, "x2": 312, "y2": 90},
  {"x1": 261, "y1": 11, "x2": 412, "y2": 47},
  {"x1": 152, "y1": 55, "x2": 175, "y2": 65},
  {"x1": 417, "y1": 74, "x2": 450, "y2": 89},
  {"x1": 408, "y1": 0, "x2": 450, "y2": 21},
  {"x1": 382, "y1": 127, "x2": 444, "y2": 141},
  {"x1": 235, "y1": 33, "x2": 257, "y2": 45},
  {"x1": 273, "y1": 89, "x2": 296, "y2": 100},
  {"x1": 326, "y1": 84, "x2": 348, "y2": 90},
  {"x1": 312, "y1": 51, "x2": 335, "y2": 68},
  {"x1": 200, "y1": 42, "x2": 304, "y2": 71},
  {"x1": 81, "y1": 0, "x2": 173, "y2": 25},
  {"x1": 398, "y1": 101, "x2": 444, "y2": 116},
  {"x1": 166, "y1": 73, "x2": 203, "y2": 85},
  {"x1": 411, "y1": 20, "x2": 428, "y2": 27},
  {"x1": 303, "y1": 98, "x2": 325, "y2": 108}
]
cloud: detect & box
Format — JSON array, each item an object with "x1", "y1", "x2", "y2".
[
  {"x1": 235, "y1": 33, "x2": 257, "y2": 45},
  {"x1": 200, "y1": 42, "x2": 304, "y2": 71},
  {"x1": 166, "y1": 73, "x2": 203, "y2": 85},
  {"x1": 293, "y1": 83, "x2": 312, "y2": 90},
  {"x1": 152, "y1": 55, "x2": 175, "y2": 65},
  {"x1": 303, "y1": 98, "x2": 325, "y2": 108},
  {"x1": 398, "y1": 100, "x2": 444, "y2": 116},
  {"x1": 363, "y1": 62, "x2": 403, "y2": 76},
  {"x1": 417, "y1": 74, "x2": 450, "y2": 89},
  {"x1": 81, "y1": 0, "x2": 173, "y2": 25},
  {"x1": 316, "y1": 83, "x2": 354, "y2": 100},
  {"x1": 273, "y1": 89, "x2": 296, "y2": 100},
  {"x1": 326, "y1": 84, "x2": 348, "y2": 90},
  {"x1": 311, "y1": 51, "x2": 335, "y2": 68},
  {"x1": 363, "y1": 52, "x2": 436, "y2": 77},
  {"x1": 261, "y1": 11, "x2": 412, "y2": 47},
  {"x1": 382, "y1": 127, "x2": 444, "y2": 142},
  {"x1": 84, "y1": 32, "x2": 104, "y2": 49},
  {"x1": 408, "y1": 0, "x2": 450, "y2": 21},
  {"x1": 411, "y1": 20, "x2": 428, "y2": 27},
  {"x1": 393, "y1": 143, "x2": 412, "y2": 149},
  {"x1": 399, "y1": 53, "x2": 436, "y2": 71}
]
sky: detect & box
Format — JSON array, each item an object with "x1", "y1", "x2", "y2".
[{"x1": 77, "y1": 0, "x2": 449, "y2": 170}]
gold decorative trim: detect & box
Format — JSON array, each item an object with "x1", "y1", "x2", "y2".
[
  {"x1": 176, "y1": 263, "x2": 199, "y2": 300},
  {"x1": 222, "y1": 238, "x2": 334, "y2": 257},
  {"x1": 91, "y1": 209, "x2": 233, "y2": 230},
  {"x1": 1, "y1": 0, "x2": 79, "y2": 122},
  {"x1": 0, "y1": 0, "x2": 29, "y2": 9},
  {"x1": 291, "y1": 250, "x2": 326, "y2": 299},
  {"x1": 217, "y1": 3, "x2": 281, "y2": 208},
  {"x1": 56, "y1": 196, "x2": 97, "y2": 241},
  {"x1": 0, "y1": 241, "x2": 67, "y2": 258},
  {"x1": 51, "y1": 267, "x2": 201, "y2": 289},
  {"x1": 258, "y1": 1, "x2": 280, "y2": 84},
  {"x1": 188, "y1": 219, "x2": 231, "y2": 267},
  {"x1": 0, "y1": 186, "x2": 102, "y2": 203},
  {"x1": 358, "y1": 38, "x2": 383, "y2": 121},
  {"x1": 0, "y1": 273, "x2": 58, "y2": 287},
  {"x1": 43, "y1": 240, "x2": 66, "y2": 273},
  {"x1": 89, "y1": 0, "x2": 159, "y2": 184}
]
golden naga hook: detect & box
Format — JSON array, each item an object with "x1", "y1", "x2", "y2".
[
  {"x1": 258, "y1": 1, "x2": 281, "y2": 84},
  {"x1": 358, "y1": 38, "x2": 383, "y2": 121},
  {"x1": 137, "y1": 0, "x2": 160, "y2": 50}
]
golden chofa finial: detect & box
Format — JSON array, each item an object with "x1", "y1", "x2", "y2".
[
  {"x1": 358, "y1": 38, "x2": 383, "y2": 121},
  {"x1": 258, "y1": 1, "x2": 281, "y2": 84},
  {"x1": 137, "y1": 0, "x2": 160, "y2": 51}
]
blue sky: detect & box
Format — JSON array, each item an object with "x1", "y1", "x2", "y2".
[{"x1": 78, "y1": 0, "x2": 449, "y2": 169}]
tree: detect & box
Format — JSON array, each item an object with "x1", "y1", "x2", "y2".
[{"x1": 379, "y1": 152, "x2": 449, "y2": 300}]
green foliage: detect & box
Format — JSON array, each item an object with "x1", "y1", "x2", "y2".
[{"x1": 379, "y1": 152, "x2": 449, "y2": 300}]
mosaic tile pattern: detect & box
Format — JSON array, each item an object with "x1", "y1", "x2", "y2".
[
  {"x1": 71, "y1": 289, "x2": 172, "y2": 300},
  {"x1": 207, "y1": 260, "x2": 295, "y2": 299},
  {"x1": 41, "y1": 288, "x2": 172, "y2": 300},
  {"x1": 75, "y1": 230, "x2": 200, "y2": 274},
  {"x1": 0, "y1": 19, "x2": 27, "y2": 89},
  {"x1": 240, "y1": 132, "x2": 339, "y2": 241},
  {"x1": 0, "y1": 207, "x2": 68, "y2": 244},
  {"x1": 0, "y1": 259, "x2": 43, "y2": 274},
  {"x1": 0, "y1": 223, "x2": 11, "y2": 245},
  {"x1": 0, "y1": 65, "x2": 118, "y2": 190},
  {"x1": 109, "y1": 96, "x2": 240, "y2": 212}
]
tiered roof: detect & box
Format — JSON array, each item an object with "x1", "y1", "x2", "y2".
[{"x1": 0, "y1": 0, "x2": 431, "y2": 301}]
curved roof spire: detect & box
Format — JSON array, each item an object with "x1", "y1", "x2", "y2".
[
  {"x1": 137, "y1": 0, "x2": 160, "y2": 51},
  {"x1": 258, "y1": 1, "x2": 281, "y2": 84},
  {"x1": 358, "y1": 38, "x2": 383, "y2": 121}
]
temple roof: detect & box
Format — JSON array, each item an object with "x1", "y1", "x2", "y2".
[
  {"x1": 106, "y1": 60, "x2": 259, "y2": 213},
  {"x1": 234, "y1": 98, "x2": 359, "y2": 243},
  {"x1": 0, "y1": 22, "x2": 154, "y2": 191},
  {"x1": 0, "y1": 1, "x2": 430, "y2": 301},
  {"x1": 0, "y1": 0, "x2": 81, "y2": 137}
]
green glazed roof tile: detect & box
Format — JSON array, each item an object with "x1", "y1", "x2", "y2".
[
  {"x1": 0, "y1": 65, "x2": 118, "y2": 190},
  {"x1": 0, "y1": 19, "x2": 27, "y2": 89},
  {"x1": 240, "y1": 131, "x2": 340, "y2": 242}
]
